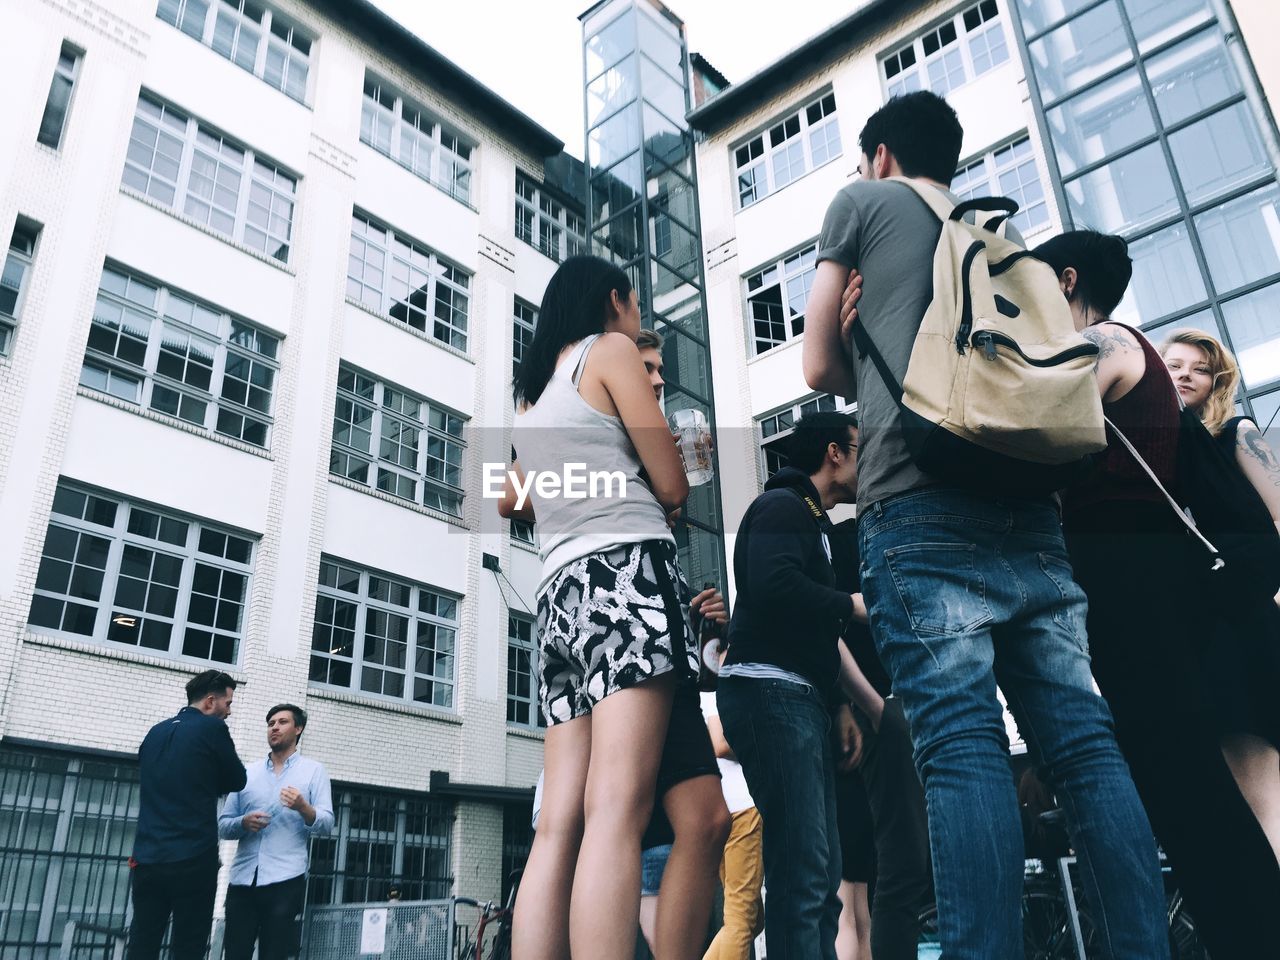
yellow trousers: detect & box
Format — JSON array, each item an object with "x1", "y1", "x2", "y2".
[{"x1": 703, "y1": 806, "x2": 764, "y2": 960}]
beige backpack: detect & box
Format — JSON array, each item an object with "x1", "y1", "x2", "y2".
[{"x1": 849, "y1": 177, "x2": 1107, "y2": 494}]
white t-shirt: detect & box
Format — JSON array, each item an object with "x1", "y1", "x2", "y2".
[{"x1": 700, "y1": 692, "x2": 755, "y2": 814}]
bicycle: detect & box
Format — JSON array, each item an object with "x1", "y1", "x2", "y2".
[{"x1": 454, "y1": 870, "x2": 520, "y2": 960}]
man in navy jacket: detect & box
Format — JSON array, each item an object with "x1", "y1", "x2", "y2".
[
  {"x1": 128, "y1": 670, "x2": 247, "y2": 960},
  {"x1": 717, "y1": 411, "x2": 861, "y2": 960}
]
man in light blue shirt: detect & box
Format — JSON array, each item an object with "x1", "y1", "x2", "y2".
[{"x1": 218, "y1": 703, "x2": 333, "y2": 960}]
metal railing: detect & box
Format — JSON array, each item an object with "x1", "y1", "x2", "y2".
[
  {"x1": 56, "y1": 922, "x2": 126, "y2": 960},
  {"x1": 302, "y1": 899, "x2": 456, "y2": 960}
]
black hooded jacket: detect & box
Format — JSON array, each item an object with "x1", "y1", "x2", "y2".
[{"x1": 724, "y1": 467, "x2": 854, "y2": 694}]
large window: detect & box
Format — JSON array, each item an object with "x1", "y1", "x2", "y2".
[
  {"x1": 515, "y1": 173, "x2": 587, "y2": 262},
  {"x1": 882, "y1": 0, "x2": 1009, "y2": 98},
  {"x1": 758, "y1": 394, "x2": 846, "y2": 482},
  {"x1": 507, "y1": 613, "x2": 543, "y2": 729},
  {"x1": 512, "y1": 298, "x2": 536, "y2": 377},
  {"x1": 1, "y1": 221, "x2": 39, "y2": 356},
  {"x1": 28, "y1": 482, "x2": 254, "y2": 665},
  {"x1": 156, "y1": 0, "x2": 312, "y2": 103},
  {"x1": 1014, "y1": 0, "x2": 1280, "y2": 418},
  {"x1": 734, "y1": 92, "x2": 841, "y2": 209},
  {"x1": 360, "y1": 74, "x2": 474, "y2": 205},
  {"x1": 745, "y1": 243, "x2": 818, "y2": 355},
  {"x1": 347, "y1": 213, "x2": 470, "y2": 352},
  {"x1": 122, "y1": 93, "x2": 297, "y2": 261},
  {"x1": 79, "y1": 265, "x2": 280, "y2": 448},
  {"x1": 330, "y1": 366, "x2": 467, "y2": 517},
  {"x1": 951, "y1": 137, "x2": 1051, "y2": 236},
  {"x1": 310, "y1": 558, "x2": 458, "y2": 709},
  {"x1": 37, "y1": 44, "x2": 81, "y2": 150},
  {"x1": 308, "y1": 785, "x2": 453, "y2": 904},
  {"x1": 501, "y1": 801, "x2": 534, "y2": 904},
  {"x1": 0, "y1": 746, "x2": 139, "y2": 958}
]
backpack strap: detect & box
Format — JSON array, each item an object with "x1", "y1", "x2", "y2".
[
  {"x1": 1103, "y1": 416, "x2": 1224, "y2": 567},
  {"x1": 885, "y1": 176, "x2": 955, "y2": 223},
  {"x1": 849, "y1": 312, "x2": 905, "y2": 405}
]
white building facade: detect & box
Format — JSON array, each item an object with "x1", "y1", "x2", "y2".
[{"x1": 0, "y1": 0, "x2": 574, "y2": 945}]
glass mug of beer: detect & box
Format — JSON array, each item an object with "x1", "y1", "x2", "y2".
[{"x1": 669, "y1": 409, "x2": 713, "y2": 486}]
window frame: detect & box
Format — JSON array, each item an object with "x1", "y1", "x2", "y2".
[
  {"x1": 329, "y1": 364, "x2": 468, "y2": 518},
  {"x1": 78, "y1": 263, "x2": 281, "y2": 448},
  {"x1": 744, "y1": 241, "x2": 820, "y2": 356},
  {"x1": 951, "y1": 134, "x2": 1052, "y2": 236},
  {"x1": 1, "y1": 221, "x2": 40, "y2": 357},
  {"x1": 731, "y1": 91, "x2": 842, "y2": 210},
  {"x1": 881, "y1": 0, "x2": 1010, "y2": 99},
  {"x1": 28, "y1": 482, "x2": 255, "y2": 666},
  {"x1": 515, "y1": 172, "x2": 587, "y2": 263},
  {"x1": 360, "y1": 74, "x2": 476, "y2": 206},
  {"x1": 757, "y1": 393, "x2": 852, "y2": 484},
  {"x1": 37, "y1": 43, "x2": 82, "y2": 150},
  {"x1": 309, "y1": 556, "x2": 460, "y2": 710},
  {"x1": 155, "y1": 0, "x2": 313, "y2": 104},
  {"x1": 122, "y1": 92, "x2": 298, "y2": 262},
  {"x1": 506, "y1": 611, "x2": 544, "y2": 730},
  {"x1": 346, "y1": 212, "x2": 471, "y2": 353}
]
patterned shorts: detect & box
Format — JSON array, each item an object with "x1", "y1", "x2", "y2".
[{"x1": 536, "y1": 539, "x2": 699, "y2": 725}]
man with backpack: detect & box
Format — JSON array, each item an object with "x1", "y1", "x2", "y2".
[
  {"x1": 716, "y1": 411, "x2": 865, "y2": 960},
  {"x1": 802, "y1": 91, "x2": 1168, "y2": 957}
]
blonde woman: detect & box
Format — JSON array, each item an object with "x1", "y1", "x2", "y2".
[{"x1": 1162, "y1": 329, "x2": 1280, "y2": 863}]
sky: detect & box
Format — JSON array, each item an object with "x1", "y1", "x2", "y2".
[{"x1": 368, "y1": 0, "x2": 857, "y2": 158}]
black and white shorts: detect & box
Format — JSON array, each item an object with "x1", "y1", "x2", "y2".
[{"x1": 536, "y1": 539, "x2": 699, "y2": 725}]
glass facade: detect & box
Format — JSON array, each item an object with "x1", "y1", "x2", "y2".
[
  {"x1": 1012, "y1": 0, "x2": 1280, "y2": 427},
  {"x1": 580, "y1": 0, "x2": 726, "y2": 593}
]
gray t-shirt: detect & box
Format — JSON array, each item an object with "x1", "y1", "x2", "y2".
[{"x1": 816, "y1": 178, "x2": 1022, "y2": 508}]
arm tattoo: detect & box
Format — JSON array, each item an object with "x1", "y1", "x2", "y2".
[
  {"x1": 1240, "y1": 425, "x2": 1280, "y2": 488},
  {"x1": 1082, "y1": 325, "x2": 1136, "y2": 370}
]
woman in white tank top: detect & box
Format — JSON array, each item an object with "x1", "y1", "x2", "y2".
[{"x1": 499, "y1": 256, "x2": 696, "y2": 959}]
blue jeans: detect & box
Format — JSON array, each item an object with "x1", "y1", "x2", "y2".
[
  {"x1": 859, "y1": 488, "x2": 1167, "y2": 959},
  {"x1": 717, "y1": 675, "x2": 841, "y2": 960}
]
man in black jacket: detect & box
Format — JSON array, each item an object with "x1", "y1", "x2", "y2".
[
  {"x1": 127, "y1": 670, "x2": 247, "y2": 960},
  {"x1": 717, "y1": 411, "x2": 860, "y2": 960}
]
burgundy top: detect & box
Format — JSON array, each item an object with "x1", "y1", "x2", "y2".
[{"x1": 1066, "y1": 323, "x2": 1179, "y2": 512}]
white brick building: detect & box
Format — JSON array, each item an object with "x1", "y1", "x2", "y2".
[{"x1": 0, "y1": 0, "x2": 580, "y2": 945}]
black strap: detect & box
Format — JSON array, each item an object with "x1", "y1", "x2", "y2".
[
  {"x1": 643, "y1": 540, "x2": 694, "y2": 681},
  {"x1": 850, "y1": 310, "x2": 906, "y2": 406},
  {"x1": 949, "y1": 196, "x2": 1019, "y2": 221}
]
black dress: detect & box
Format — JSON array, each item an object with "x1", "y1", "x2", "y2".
[{"x1": 1202, "y1": 416, "x2": 1280, "y2": 749}]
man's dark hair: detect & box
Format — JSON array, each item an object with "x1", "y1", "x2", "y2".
[
  {"x1": 789, "y1": 412, "x2": 858, "y2": 475},
  {"x1": 858, "y1": 91, "x2": 964, "y2": 184},
  {"x1": 266, "y1": 703, "x2": 308, "y2": 730},
  {"x1": 185, "y1": 670, "x2": 237, "y2": 704}
]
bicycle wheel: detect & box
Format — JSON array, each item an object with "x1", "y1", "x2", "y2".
[{"x1": 1022, "y1": 887, "x2": 1099, "y2": 960}]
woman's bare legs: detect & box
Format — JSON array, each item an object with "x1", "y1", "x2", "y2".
[
  {"x1": 654, "y1": 775, "x2": 730, "y2": 958},
  {"x1": 570, "y1": 675, "x2": 675, "y2": 959},
  {"x1": 835, "y1": 880, "x2": 871, "y2": 960},
  {"x1": 513, "y1": 715, "x2": 591, "y2": 960},
  {"x1": 1222, "y1": 733, "x2": 1280, "y2": 864}
]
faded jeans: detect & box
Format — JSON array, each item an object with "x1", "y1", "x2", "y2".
[{"x1": 859, "y1": 487, "x2": 1167, "y2": 959}]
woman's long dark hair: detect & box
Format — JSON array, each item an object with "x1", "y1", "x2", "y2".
[
  {"x1": 513, "y1": 255, "x2": 633, "y2": 408},
  {"x1": 1030, "y1": 230, "x2": 1133, "y2": 321}
]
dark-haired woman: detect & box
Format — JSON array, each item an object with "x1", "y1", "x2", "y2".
[
  {"x1": 1160, "y1": 328, "x2": 1280, "y2": 863},
  {"x1": 499, "y1": 256, "x2": 694, "y2": 960},
  {"x1": 1032, "y1": 230, "x2": 1280, "y2": 957}
]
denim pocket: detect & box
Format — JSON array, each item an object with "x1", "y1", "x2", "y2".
[
  {"x1": 885, "y1": 542, "x2": 991, "y2": 636},
  {"x1": 1037, "y1": 551, "x2": 1088, "y2": 648}
]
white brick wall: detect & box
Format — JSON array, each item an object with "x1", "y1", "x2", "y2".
[{"x1": 0, "y1": 0, "x2": 547, "y2": 909}]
